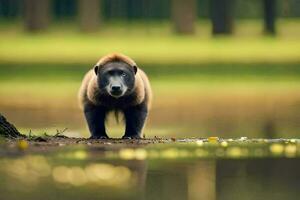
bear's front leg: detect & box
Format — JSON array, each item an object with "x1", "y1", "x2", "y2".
[
  {"x1": 84, "y1": 104, "x2": 109, "y2": 139},
  {"x1": 123, "y1": 104, "x2": 148, "y2": 139}
]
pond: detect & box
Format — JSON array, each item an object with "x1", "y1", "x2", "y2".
[{"x1": 0, "y1": 139, "x2": 299, "y2": 200}]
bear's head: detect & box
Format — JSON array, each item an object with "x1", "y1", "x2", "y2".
[{"x1": 94, "y1": 60, "x2": 137, "y2": 98}]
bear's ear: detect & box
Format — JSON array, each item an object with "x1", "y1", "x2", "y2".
[
  {"x1": 133, "y1": 65, "x2": 138, "y2": 74},
  {"x1": 94, "y1": 65, "x2": 99, "y2": 75}
]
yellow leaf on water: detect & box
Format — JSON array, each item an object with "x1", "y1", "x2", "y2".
[
  {"x1": 269, "y1": 144, "x2": 284, "y2": 155},
  {"x1": 208, "y1": 137, "x2": 219, "y2": 143},
  {"x1": 17, "y1": 140, "x2": 28, "y2": 150}
]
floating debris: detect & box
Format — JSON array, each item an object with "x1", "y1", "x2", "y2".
[
  {"x1": 269, "y1": 144, "x2": 284, "y2": 155},
  {"x1": 239, "y1": 137, "x2": 248, "y2": 141},
  {"x1": 208, "y1": 137, "x2": 219, "y2": 143},
  {"x1": 17, "y1": 140, "x2": 28, "y2": 150},
  {"x1": 290, "y1": 139, "x2": 297, "y2": 143},
  {"x1": 285, "y1": 144, "x2": 297, "y2": 158},
  {"x1": 196, "y1": 140, "x2": 204, "y2": 146},
  {"x1": 220, "y1": 141, "x2": 228, "y2": 147},
  {"x1": 226, "y1": 147, "x2": 242, "y2": 158}
]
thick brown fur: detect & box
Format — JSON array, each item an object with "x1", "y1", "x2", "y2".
[{"x1": 78, "y1": 53, "x2": 152, "y2": 138}]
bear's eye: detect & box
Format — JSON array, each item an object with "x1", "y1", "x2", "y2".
[{"x1": 121, "y1": 73, "x2": 127, "y2": 77}]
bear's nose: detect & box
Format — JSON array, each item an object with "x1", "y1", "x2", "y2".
[{"x1": 111, "y1": 85, "x2": 121, "y2": 92}]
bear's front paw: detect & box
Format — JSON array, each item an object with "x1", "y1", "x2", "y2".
[
  {"x1": 122, "y1": 135, "x2": 141, "y2": 139},
  {"x1": 89, "y1": 135, "x2": 109, "y2": 139}
]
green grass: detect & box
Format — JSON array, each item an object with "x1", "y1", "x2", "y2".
[
  {"x1": 1, "y1": 62, "x2": 300, "y2": 81},
  {"x1": 0, "y1": 19, "x2": 300, "y2": 65},
  {"x1": 1, "y1": 75, "x2": 300, "y2": 103}
]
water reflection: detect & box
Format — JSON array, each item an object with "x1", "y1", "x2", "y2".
[
  {"x1": 0, "y1": 143, "x2": 299, "y2": 200},
  {"x1": 145, "y1": 158, "x2": 300, "y2": 200},
  {"x1": 0, "y1": 155, "x2": 146, "y2": 200},
  {"x1": 1, "y1": 155, "x2": 51, "y2": 185},
  {"x1": 52, "y1": 164, "x2": 132, "y2": 187}
]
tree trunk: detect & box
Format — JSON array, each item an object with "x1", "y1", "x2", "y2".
[
  {"x1": 78, "y1": 0, "x2": 101, "y2": 32},
  {"x1": 24, "y1": 0, "x2": 50, "y2": 32},
  {"x1": 171, "y1": 0, "x2": 197, "y2": 34},
  {"x1": 211, "y1": 0, "x2": 234, "y2": 35},
  {"x1": 263, "y1": 0, "x2": 277, "y2": 35},
  {"x1": 0, "y1": 114, "x2": 24, "y2": 138}
]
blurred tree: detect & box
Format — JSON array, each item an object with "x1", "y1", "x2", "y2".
[
  {"x1": 211, "y1": 0, "x2": 234, "y2": 35},
  {"x1": 78, "y1": 0, "x2": 101, "y2": 32},
  {"x1": 263, "y1": 0, "x2": 277, "y2": 35},
  {"x1": 171, "y1": 0, "x2": 197, "y2": 34},
  {"x1": 53, "y1": 0, "x2": 77, "y2": 20},
  {"x1": 0, "y1": 0, "x2": 20, "y2": 18},
  {"x1": 23, "y1": 0, "x2": 50, "y2": 32}
]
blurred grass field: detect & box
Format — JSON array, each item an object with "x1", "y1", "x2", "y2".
[{"x1": 0, "y1": 19, "x2": 300, "y2": 64}]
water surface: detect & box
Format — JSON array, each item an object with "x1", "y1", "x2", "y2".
[{"x1": 0, "y1": 140, "x2": 299, "y2": 200}]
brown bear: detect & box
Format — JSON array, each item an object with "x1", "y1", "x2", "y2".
[{"x1": 78, "y1": 53, "x2": 152, "y2": 139}]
